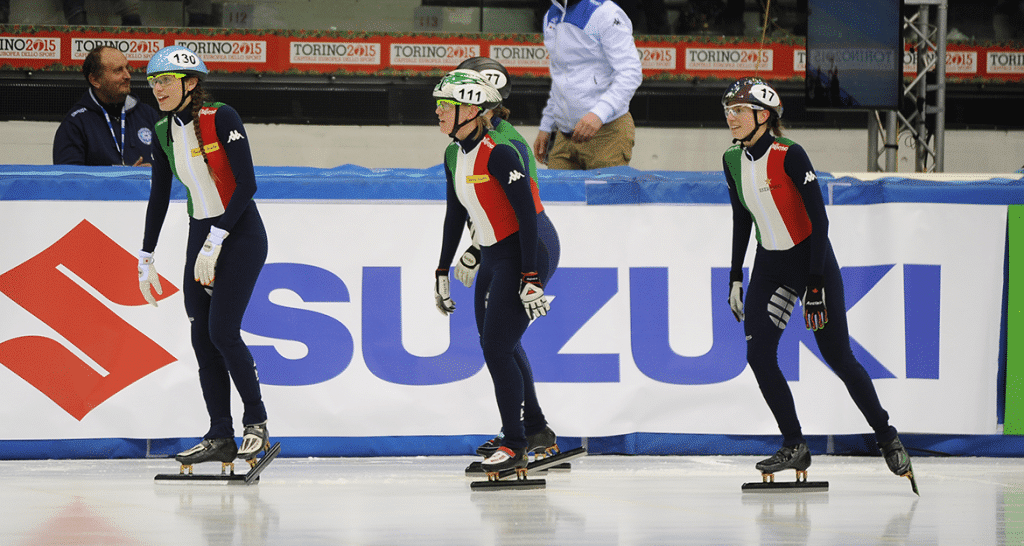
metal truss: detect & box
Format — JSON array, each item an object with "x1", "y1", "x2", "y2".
[{"x1": 868, "y1": 0, "x2": 947, "y2": 172}]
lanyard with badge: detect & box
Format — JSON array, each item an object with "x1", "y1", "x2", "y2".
[{"x1": 90, "y1": 88, "x2": 127, "y2": 165}]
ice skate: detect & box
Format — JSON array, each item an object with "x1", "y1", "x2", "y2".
[
  {"x1": 470, "y1": 446, "x2": 546, "y2": 490},
  {"x1": 174, "y1": 438, "x2": 238, "y2": 476},
  {"x1": 475, "y1": 432, "x2": 504, "y2": 457},
  {"x1": 879, "y1": 435, "x2": 919, "y2": 495},
  {"x1": 527, "y1": 426, "x2": 559, "y2": 459},
  {"x1": 756, "y1": 443, "x2": 811, "y2": 478},
  {"x1": 482, "y1": 446, "x2": 529, "y2": 478},
  {"x1": 743, "y1": 443, "x2": 828, "y2": 492},
  {"x1": 237, "y1": 422, "x2": 269, "y2": 464},
  {"x1": 157, "y1": 435, "x2": 281, "y2": 485}
]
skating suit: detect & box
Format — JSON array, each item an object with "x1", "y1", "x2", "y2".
[
  {"x1": 143, "y1": 102, "x2": 268, "y2": 440},
  {"x1": 723, "y1": 131, "x2": 895, "y2": 447},
  {"x1": 438, "y1": 126, "x2": 560, "y2": 450}
]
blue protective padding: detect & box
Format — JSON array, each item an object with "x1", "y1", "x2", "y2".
[
  {"x1": 4, "y1": 164, "x2": 1021, "y2": 205},
  {"x1": 827, "y1": 174, "x2": 1024, "y2": 205},
  {"x1": 2, "y1": 433, "x2": 1023, "y2": 459}
]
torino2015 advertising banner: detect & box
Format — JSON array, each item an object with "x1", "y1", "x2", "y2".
[
  {"x1": 0, "y1": 196, "x2": 1006, "y2": 441},
  {"x1": 0, "y1": 27, "x2": 1021, "y2": 82}
]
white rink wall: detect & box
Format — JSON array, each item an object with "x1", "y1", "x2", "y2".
[{"x1": 1, "y1": 120, "x2": 1021, "y2": 173}]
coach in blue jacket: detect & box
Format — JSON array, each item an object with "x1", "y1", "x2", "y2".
[
  {"x1": 533, "y1": 0, "x2": 642, "y2": 170},
  {"x1": 53, "y1": 46, "x2": 160, "y2": 167}
]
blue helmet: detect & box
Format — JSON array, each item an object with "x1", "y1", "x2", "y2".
[{"x1": 147, "y1": 45, "x2": 208, "y2": 81}]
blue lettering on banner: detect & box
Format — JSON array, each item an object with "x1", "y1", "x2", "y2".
[
  {"x1": 361, "y1": 267, "x2": 484, "y2": 385},
  {"x1": 522, "y1": 268, "x2": 620, "y2": 382},
  {"x1": 630, "y1": 267, "x2": 748, "y2": 385},
  {"x1": 904, "y1": 264, "x2": 941, "y2": 379},
  {"x1": 240, "y1": 264, "x2": 941, "y2": 387},
  {"x1": 242, "y1": 263, "x2": 354, "y2": 386},
  {"x1": 779, "y1": 264, "x2": 896, "y2": 381}
]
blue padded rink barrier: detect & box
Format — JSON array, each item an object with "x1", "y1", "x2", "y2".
[{"x1": 2, "y1": 165, "x2": 1024, "y2": 545}]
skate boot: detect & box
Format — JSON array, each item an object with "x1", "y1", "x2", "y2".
[
  {"x1": 756, "y1": 443, "x2": 811, "y2": 482},
  {"x1": 878, "y1": 435, "x2": 912, "y2": 476},
  {"x1": 237, "y1": 422, "x2": 269, "y2": 465},
  {"x1": 879, "y1": 434, "x2": 918, "y2": 494},
  {"x1": 476, "y1": 432, "x2": 504, "y2": 457},
  {"x1": 481, "y1": 446, "x2": 529, "y2": 481},
  {"x1": 175, "y1": 438, "x2": 238, "y2": 475},
  {"x1": 526, "y1": 426, "x2": 559, "y2": 459}
]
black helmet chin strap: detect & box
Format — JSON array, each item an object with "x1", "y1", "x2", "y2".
[
  {"x1": 448, "y1": 104, "x2": 481, "y2": 140},
  {"x1": 733, "y1": 108, "x2": 767, "y2": 145},
  {"x1": 165, "y1": 79, "x2": 197, "y2": 143}
]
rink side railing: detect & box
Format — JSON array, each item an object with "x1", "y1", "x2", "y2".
[{"x1": 0, "y1": 165, "x2": 1022, "y2": 460}]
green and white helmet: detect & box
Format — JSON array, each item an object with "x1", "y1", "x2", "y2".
[{"x1": 433, "y1": 69, "x2": 503, "y2": 111}]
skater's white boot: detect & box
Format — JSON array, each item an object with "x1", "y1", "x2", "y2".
[
  {"x1": 481, "y1": 446, "x2": 529, "y2": 480},
  {"x1": 237, "y1": 422, "x2": 269, "y2": 461}
]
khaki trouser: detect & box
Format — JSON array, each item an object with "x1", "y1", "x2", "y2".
[{"x1": 547, "y1": 112, "x2": 635, "y2": 170}]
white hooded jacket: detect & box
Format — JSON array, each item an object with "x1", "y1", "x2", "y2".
[{"x1": 539, "y1": 0, "x2": 643, "y2": 134}]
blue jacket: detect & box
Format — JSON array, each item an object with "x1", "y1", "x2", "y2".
[{"x1": 53, "y1": 89, "x2": 161, "y2": 166}]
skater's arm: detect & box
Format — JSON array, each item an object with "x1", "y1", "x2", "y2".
[
  {"x1": 212, "y1": 105, "x2": 257, "y2": 233},
  {"x1": 489, "y1": 143, "x2": 539, "y2": 274},
  {"x1": 437, "y1": 159, "x2": 468, "y2": 271},
  {"x1": 724, "y1": 156, "x2": 752, "y2": 284},
  {"x1": 784, "y1": 144, "x2": 828, "y2": 277},
  {"x1": 141, "y1": 143, "x2": 174, "y2": 253}
]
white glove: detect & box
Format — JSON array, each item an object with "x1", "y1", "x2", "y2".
[
  {"x1": 519, "y1": 272, "x2": 549, "y2": 320},
  {"x1": 138, "y1": 250, "x2": 162, "y2": 307},
  {"x1": 194, "y1": 226, "x2": 228, "y2": 287},
  {"x1": 434, "y1": 269, "x2": 456, "y2": 315},
  {"x1": 728, "y1": 281, "x2": 744, "y2": 322},
  {"x1": 454, "y1": 245, "x2": 481, "y2": 288}
]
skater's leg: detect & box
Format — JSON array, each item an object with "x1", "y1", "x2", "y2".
[
  {"x1": 744, "y1": 268, "x2": 805, "y2": 447},
  {"x1": 205, "y1": 207, "x2": 269, "y2": 427},
  {"x1": 813, "y1": 247, "x2": 896, "y2": 443},
  {"x1": 522, "y1": 212, "x2": 559, "y2": 436},
  {"x1": 516, "y1": 343, "x2": 548, "y2": 435},
  {"x1": 480, "y1": 255, "x2": 532, "y2": 450},
  {"x1": 184, "y1": 224, "x2": 233, "y2": 440}
]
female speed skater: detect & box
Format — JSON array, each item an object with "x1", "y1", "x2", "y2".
[
  {"x1": 137, "y1": 45, "x2": 272, "y2": 470},
  {"x1": 432, "y1": 68, "x2": 561, "y2": 477},
  {"x1": 721, "y1": 76, "x2": 915, "y2": 490},
  {"x1": 447, "y1": 56, "x2": 549, "y2": 460}
]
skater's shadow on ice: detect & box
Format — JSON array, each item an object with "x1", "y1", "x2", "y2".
[
  {"x1": 155, "y1": 486, "x2": 280, "y2": 546},
  {"x1": 471, "y1": 490, "x2": 603, "y2": 544}
]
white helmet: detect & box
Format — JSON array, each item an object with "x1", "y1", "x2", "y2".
[{"x1": 433, "y1": 69, "x2": 503, "y2": 111}]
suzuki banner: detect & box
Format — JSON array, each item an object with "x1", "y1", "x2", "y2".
[{"x1": 0, "y1": 197, "x2": 1006, "y2": 441}]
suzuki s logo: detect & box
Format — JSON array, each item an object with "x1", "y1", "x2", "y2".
[{"x1": 0, "y1": 220, "x2": 178, "y2": 420}]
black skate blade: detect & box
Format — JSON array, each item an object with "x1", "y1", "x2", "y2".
[
  {"x1": 155, "y1": 472, "x2": 253, "y2": 484},
  {"x1": 904, "y1": 464, "x2": 920, "y2": 496},
  {"x1": 529, "y1": 447, "x2": 586, "y2": 473},
  {"x1": 465, "y1": 460, "x2": 548, "y2": 477},
  {"x1": 742, "y1": 480, "x2": 829, "y2": 492},
  {"x1": 244, "y1": 442, "x2": 281, "y2": 485},
  {"x1": 470, "y1": 478, "x2": 546, "y2": 491}
]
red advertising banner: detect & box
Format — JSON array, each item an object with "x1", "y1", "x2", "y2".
[{"x1": 0, "y1": 26, "x2": 1020, "y2": 83}]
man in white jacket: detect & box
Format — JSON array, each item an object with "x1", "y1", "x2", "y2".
[{"x1": 533, "y1": 0, "x2": 643, "y2": 170}]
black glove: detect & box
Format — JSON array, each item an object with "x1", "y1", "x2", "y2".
[{"x1": 802, "y1": 274, "x2": 828, "y2": 331}]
